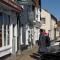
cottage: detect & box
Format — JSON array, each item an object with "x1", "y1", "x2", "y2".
[
  {"x1": 41, "y1": 9, "x2": 57, "y2": 40},
  {"x1": 0, "y1": 0, "x2": 22, "y2": 57}
]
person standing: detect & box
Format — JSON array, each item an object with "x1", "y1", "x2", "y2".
[
  {"x1": 44, "y1": 32, "x2": 50, "y2": 47},
  {"x1": 38, "y1": 29, "x2": 46, "y2": 53}
]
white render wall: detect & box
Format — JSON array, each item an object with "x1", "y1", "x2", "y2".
[
  {"x1": 51, "y1": 18, "x2": 56, "y2": 40},
  {"x1": 41, "y1": 9, "x2": 51, "y2": 33},
  {"x1": 37, "y1": 8, "x2": 40, "y2": 22},
  {"x1": 35, "y1": 7, "x2": 40, "y2": 22},
  {"x1": 20, "y1": 27, "x2": 23, "y2": 45},
  {"x1": 10, "y1": 21, "x2": 13, "y2": 53},
  {"x1": 33, "y1": 27, "x2": 40, "y2": 45},
  {"x1": 56, "y1": 29, "x2": 59, "y2": 38},
  {"x1": 10, "y1": 12, "x2": 17, "y2": 53},
  {"x1": 25, "y1": 25, "x2": 29, "y2": 45},
  {"x1": 41, "y1": 9, "x2": 57, "y2": 40},
  {"x1": 33, "y1": 7, "x2": 41, "y2": 45}
]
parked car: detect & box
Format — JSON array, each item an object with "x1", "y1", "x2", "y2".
[{"x1": 40, "y1": 41, "x2": 60, "y2": 60}]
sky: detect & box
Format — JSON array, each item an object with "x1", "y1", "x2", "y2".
[{"x1": 41, "y1": 0, "x2": 60, "y2": 20}]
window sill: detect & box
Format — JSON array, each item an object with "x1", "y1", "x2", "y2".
[{"x1": 0, "y1": 45, "x2": 11, "y2": 52}]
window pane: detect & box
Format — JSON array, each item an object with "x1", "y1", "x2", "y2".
[
  {"x1": 4, "y1": 14, "x2": 7, "y2": 25},
  {"x1": 4, "y1": 14, "x2": 10, "y2": 46},
  {"x1": 4, "y1": 25, "x2": 6, "y2": 46},
  {"x1": 0, "y1": 12, "x2": 3, "y2": 47},
  {"x1": 0, "y1": 13, "x2": 3, "y2": 27},
  {"x1": 4, "y1": 14, "x2": 7, "y2": 46},
  {"x1": 7, "y1": 26, "x2": 9, "y2": 45},
  {"x1": 7, "y1": 15, "x2": 10, "y2": 45},
  {"x1": 41, "y1": 18, "x2": 45, "y2": 24}
]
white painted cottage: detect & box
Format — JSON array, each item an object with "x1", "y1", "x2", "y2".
[{"x1": 0, "y1": 0, "x2": 22, "y2": 57}]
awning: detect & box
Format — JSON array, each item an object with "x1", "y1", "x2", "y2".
[{"x1": 0, "y1": 0, "x2": 23, "y2": 13}]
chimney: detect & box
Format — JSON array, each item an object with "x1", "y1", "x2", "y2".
[{"x1": 35, "y1": 0, "x2": 39, "y2": 7}]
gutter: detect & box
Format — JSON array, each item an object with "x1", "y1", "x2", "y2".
[{"x1": 0, "y1": 0, "x2": 23, "y2": 13}]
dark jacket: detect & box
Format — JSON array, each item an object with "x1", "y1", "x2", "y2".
[
  {"x1": 38, "y1": 34, "x2": 46, "y2": 47},
  {"x1": 45, "y1": 36, "x2": 50, "y2": 47}
]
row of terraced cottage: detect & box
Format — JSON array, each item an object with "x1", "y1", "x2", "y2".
[{"x1": 0, "y1": 0, "x2": 59, "y2": 57}]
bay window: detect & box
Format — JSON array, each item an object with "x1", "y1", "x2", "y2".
[
  {"x1": 0, "y1": 13, "x2": 3, "y2": 47},
  {"x1": 4, "y1": 13, "x2": 10, "y2": 46},
  {"x1": 0, "y1": 12, "x2": 10, "y2": 47}
]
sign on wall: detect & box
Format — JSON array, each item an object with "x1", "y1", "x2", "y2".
[
  {"x1": 17, "y1": 0, "x2": 32, "y2": 5},
  {"x1": 17, "y1": 0, "x2": 27, "y2": 2}
]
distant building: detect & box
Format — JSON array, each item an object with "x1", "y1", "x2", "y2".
[
  {"x1": 16, "y1": 0, "x2": 41, "y2": 51},
  {"x1": 33, "y1": 0, "x2": 41, "y2": 44},
  {"x1": 56, "y1": 21, "x2": 60, "y2": 38},
  {"x1": 41, "y1": 9, "x2": 57, "y2": 40}
]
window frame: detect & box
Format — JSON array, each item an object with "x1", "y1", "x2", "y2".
[
  {"x1": 0, "y1": 12, "x2": 10, "y2": 47},
  {"x1": 3, "y1": 13, "x2": 10, "y2": 46},
  {"x1": 41, "y1": 18, "x2": 46, "y2": 24},
  {"x1": 0, "y1": 12, "x2": 3, "y2": 47}
]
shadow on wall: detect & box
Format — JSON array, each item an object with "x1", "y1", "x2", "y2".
[{"x1": 20, "y1": 44, "x2": 28, "y2": 51}]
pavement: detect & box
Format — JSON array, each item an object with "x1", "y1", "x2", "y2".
[{"x1": 1, "y1": 45, "x2": 40, "y2": 60}]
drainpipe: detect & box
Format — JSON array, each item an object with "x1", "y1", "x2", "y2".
[
  {"x1": 12, "y1": 13, "x2": 20, "y2": 56},
  {"x1": 16, "y1": 12, "x2": 22, "y2": 55},
  {"x1": 40, "y1": 0, "x2": 41, "y2": 21}
]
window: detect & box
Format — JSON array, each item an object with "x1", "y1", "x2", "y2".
[
  {"x1": 41, "y1": 18, "x2": 45, "y2": 24},
  {"x1": 4, "y1": 14, "x2": 7, "y2": 46},
  {"x1": 7, "y1": 15, "x2": 10, "y2": 45},
  {"x1": 0, "y1": 13, "x2": 3, "y2": 26},
  {"x1": 0, "y1": 13, "x2": 3, "y2": 47},
  {"x1": 0, "y1": 12, "x2": 10, "y2": 47},
  {"x1": 4, "y1": 13, "x2": 10, "y2": 46}
]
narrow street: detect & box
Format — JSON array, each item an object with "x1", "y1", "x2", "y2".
[
  {"x1": 0, "y1": 0, "x2": 60, "y2": 59},
  {"x1": 16, "y1": 46, "x2": 37, "y2": 60},
  {"x1": 1, "y1": 39, "x2": 60, "y2": 60},
  {"x1": 2, "y1": 45, "x2": 40, "y2": 60},
  {"x1": 16, "y1": 45, "x2": 39, "y2": 60}
]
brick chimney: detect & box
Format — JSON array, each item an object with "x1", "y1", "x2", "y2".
[{"x1": 35, "y1": 0, "x2": 39, "y2": 7}]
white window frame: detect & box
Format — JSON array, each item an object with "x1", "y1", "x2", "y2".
[
  {"x1": 0, "y1": 11, "x2": 10, "y2": 47},
  {"x1": 3, "y1": 13, "x2": 10, "y2": 46}
]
